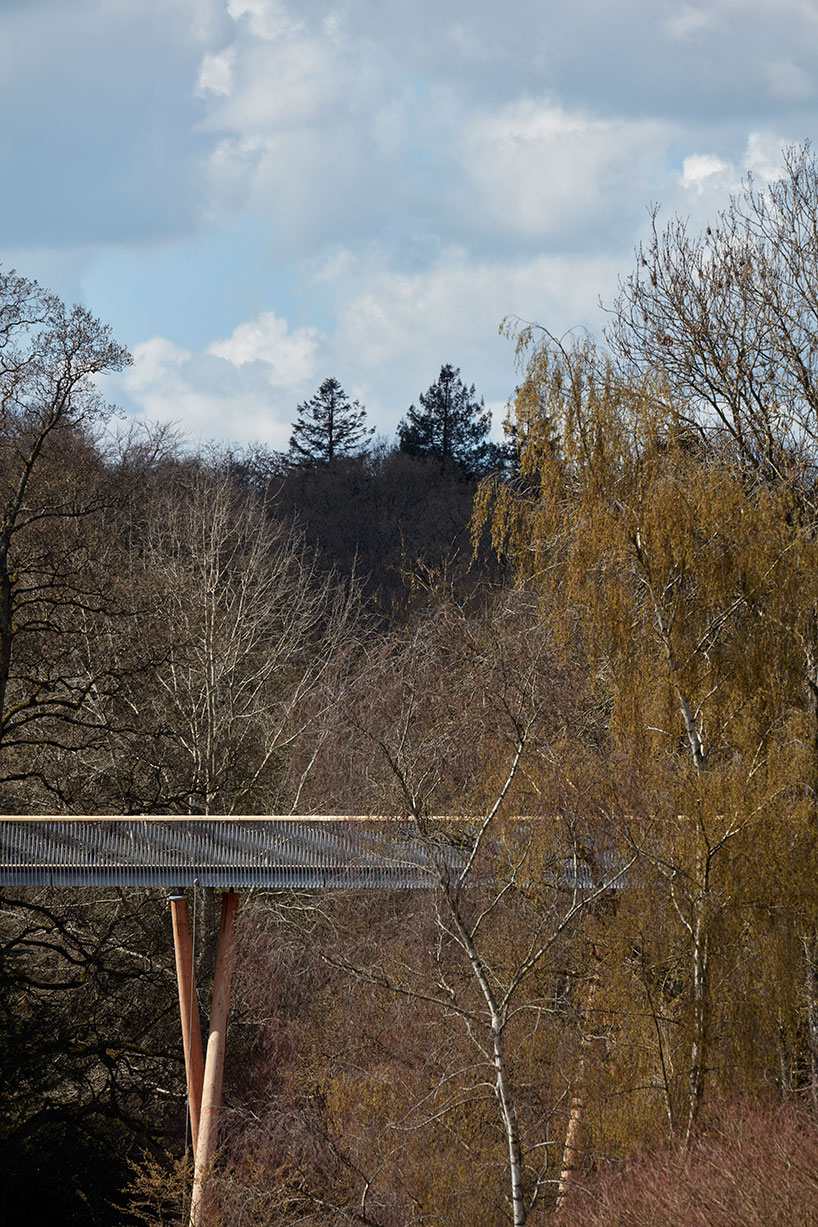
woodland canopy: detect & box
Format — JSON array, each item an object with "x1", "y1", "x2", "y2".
[{"x1": 4, "y1": 142, "x2": 818, "y2": 1226}]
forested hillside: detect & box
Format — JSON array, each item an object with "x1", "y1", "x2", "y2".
[{"x1": 5, "y1": 145, "x2": 818, "y2": 1226}]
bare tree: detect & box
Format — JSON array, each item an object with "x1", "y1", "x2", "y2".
[
  {"x1": 120, "y1": 461, "x2": 358, "y2": 814},
  {"x1": 607, "y1": 141, "x2": 818, "y2": 485},
  {"x1": 0, "y1": 885, "x2": 183, "y2": 1220},
  {"x1": 327, "y1": 589, "x2": 631, "y2": 1224},
  {"x1": 0, "y1": 268, "x2": 130, "y2": 807}
]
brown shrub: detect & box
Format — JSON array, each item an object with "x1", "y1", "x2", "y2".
[{"x1": 558, "y1": 1097, "x2": 818, "y2": 1227}]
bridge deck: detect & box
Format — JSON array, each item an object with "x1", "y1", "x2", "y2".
[{"x1": 0, "y1": 817, "x2": 465, "y2": 889}]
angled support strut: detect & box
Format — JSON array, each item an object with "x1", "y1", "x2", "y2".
[
  {"x1": 169, "y1": 893, "x2": 205, "y2": 1158},
  {"x1": 188, "y1": 891, "x2": 240, "y2": 1226}
]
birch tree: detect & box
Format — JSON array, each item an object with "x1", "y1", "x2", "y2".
[
  {"x1": 604, "y1": 140, "x2": 818, "y2": 1126},
  {"x1": 328, "y1": 589, "x2": 632, "y2": 1224},
  {"x1": 476, "y1": 330, "x2": 818, "y2": 1143}
]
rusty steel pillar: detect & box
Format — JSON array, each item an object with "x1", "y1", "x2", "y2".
[
  {"x1": 169, "y1": 893, "x2": 205, "y2": 1158},
  {"x1": 189, "y1": 891, "x2": 239, "y2": 1226}
]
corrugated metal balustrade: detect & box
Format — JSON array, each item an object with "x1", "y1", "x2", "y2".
[{"x1": 0, "y1": 817, "x2": 466, "y2": 889}]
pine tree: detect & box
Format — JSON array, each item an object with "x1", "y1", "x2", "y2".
[
  {"x1": 288, "y1": 378, "x2": 373, "y2": 464},
  {"x1": 398, "y1": 364, "x2": 491, "y2": 475}
]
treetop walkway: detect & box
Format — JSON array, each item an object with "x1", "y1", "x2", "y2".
[
  {"x1": 0, "y1": 815, "x2": 463, "y2": 889},
  {"x1": 0, "y1": 812, "x2": 620, "y2": 1223}
]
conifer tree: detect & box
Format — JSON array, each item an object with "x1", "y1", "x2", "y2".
[
  {"x1": 398, "y1": 363, "x2": 491, "y2": 475},
  {"x1": 288, "y1": 377, "x2": 372, "y2": 464}
]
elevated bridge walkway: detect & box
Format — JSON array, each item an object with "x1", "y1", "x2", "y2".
[
  {"x1": 0, "y1": 815, "x2": 464, "y2": 889},
  {"x1": 0, "y1": 813, "x2": 616, "y2": 1223}
]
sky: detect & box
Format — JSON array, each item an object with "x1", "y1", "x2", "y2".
[{"x1": 2, "y1": 0, "x2": 817, "y2": 451}]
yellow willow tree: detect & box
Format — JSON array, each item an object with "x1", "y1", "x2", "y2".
[{"x1": 475, "y1": 331, "x2": 818, "y2": 1144}]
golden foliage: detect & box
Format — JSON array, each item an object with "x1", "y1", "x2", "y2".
[{"x1": 476, "y1": 324, "x2": 818, "y2": 1159}]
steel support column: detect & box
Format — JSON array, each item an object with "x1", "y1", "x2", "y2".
[
  {"x1": 169, "y1": 894, "x2": 205, "y2": 1158},
  {"x1": 189, "y1": 892, "x2": 239, "y2": 1226}
]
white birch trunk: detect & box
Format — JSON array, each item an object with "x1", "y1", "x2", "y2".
[
  {"x1": 556, "y1": 974, "x2": 599, "y2": 1210},
  {"x1": 685, "y1": 894, "x2": 709, "y2": 1144},
  {"x1": 446, "y1": 898, "x2": 528, "y2": 1225},
  {"x1": 492, "y1": 1026, "x2": 527, "y2": 1227}
]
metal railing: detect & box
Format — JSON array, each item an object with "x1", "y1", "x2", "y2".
[{"x1": 0, "y1": 816, "x2": 467, "y2": 888}]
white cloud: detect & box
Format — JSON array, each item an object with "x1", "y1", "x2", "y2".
[
  {"x1": 198, "y1": 15, "x2": 342, "y2": 157},
  {"x1": 188, "y1": 0, "x2": 818, "y2": 264},
  {"x1": 226, "y1": 0, "x2": 301, "y2": 41},
  {"x1": 336, "y1": 249, "x2": 613, "y2": 358},
  {"x1": 675, "y1": 132, "x2": 795, "y2": 207},
  {"x1": 6, "y1": 0, "x2": 818, "y2": 455},
  {"x1": 320, "y1": 244, "x2": 627, "y2": 431},
  {"x1": 461, "y1": 98, "x2": 673, "y2": 245},
  {"x1": 198, "y1": 134, "x2": 265, "y2": 221},
  {"x1": 124, "y1": 313, "x2": 325, "y2": 447},
  {"x1": 207, "y1": 310, "x2": 322, "y2": 384},
  {"x1": 126, "y1": 336, "x2": 192, "y2": 396},
  {"x1": 680, "y1": 153, "x2": 732, "y2": 192},
  {"x1": 744, "y1": 131, "x2": 792, "y2": 181},
  {"x1": 196, "y1": 48, "x2": 235, "y2": 96},
  {"x1": 663, "y1": 4, "x2": 716, "y2": 39},
  {"x1": 115, "y1": 243, "x2": 632, "y2": 447}
]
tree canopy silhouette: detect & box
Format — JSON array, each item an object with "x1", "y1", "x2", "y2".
[
  {"x1": 398, "y1": 363, "x2": 491, "y2": 475},
  {"x1": 288, "y1": 377, "x2": 373, "y2": 464}
]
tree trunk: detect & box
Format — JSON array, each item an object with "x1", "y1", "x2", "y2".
[
  {"x1": 446, "y1": 896, "x2": 528, "y2": 1225},
  {"x1": 556, "y1": 972, "x2": 599, "y2": 1211},
  {"x1": 556, "y1": 1082, "x2": 586, "y2": 1212},
  {"x1": 170, "y1": 895, "x2": 205, "y2": 1158},
  {"x1": 802, "y1": 931, "x2": 818, "y2": 1115},
  {"x1": 685, "y1": 895, "x2": 709, "y2": 1144},
  {"x1": 492, "y1": 1025, "x2": 527, "y2": 1227}
]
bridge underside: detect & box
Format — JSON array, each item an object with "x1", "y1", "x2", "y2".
[
  {"x1": 0, "y1": 815, "x2": 474, "y2": 1225},
  {"x1": 0, "y1": 817, "x2": 463, "y2": 889}
]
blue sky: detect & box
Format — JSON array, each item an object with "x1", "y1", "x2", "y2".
[{"x1": 2, "y1": 0, "x2": 817, "y2": 449}]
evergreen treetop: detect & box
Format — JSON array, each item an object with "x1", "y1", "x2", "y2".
[
  {"x1": 398, "y1": 363, "x2": 492, "y2": 476},
  {"x1": 289, "y1": 377, "x2": 373, "y2": 464}
]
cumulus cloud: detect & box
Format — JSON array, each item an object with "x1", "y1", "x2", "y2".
[
  {"x1": 196, "y1": 48, "x2": 235, "y2": 96},
  {"x1": 744, "y1": 131, "x2": 795, "y2": 181},
  {"x1": 461, "y1": 98, "x2": 673, "y2": 248},
  {"x1": 193, "y1": 5, "x2": 367, "y2": 238},
  {"x1": 676, "y1": 131, "x2": 804, "y2": 201},
  {"x1": 5, "y1": 0, "x2": 818, "y2": 449},
  {"x1": 680, "y1": 153, "x2": 733, "y2": 193},
  {"x1": 124, "y1": 313, "x2": 325, "y2": 447},
  {"x1": 117, "y1": 242, "x2": 632, "y2": 448},
  {"x1": 663, "y1": 5, "x2": 716, "y2": 39},
  {"x1": 185, "y1": 0, "x2": 818, "y2": 267},
  {"x1": 207, "y1": 311, "x2": 322, "y2": 383},
  {"x1": 202, "y1": 31, "x2": 338, "y2": 134},
  {"x1": 226, "y1": 0, "x2": 301, "y2": 41},
  {"x1": 315, "y1": 244, "x2": 629, "y2": 433},
  {"x1": 674, "y1": 134, "x2": 794, "y2": 217}
]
